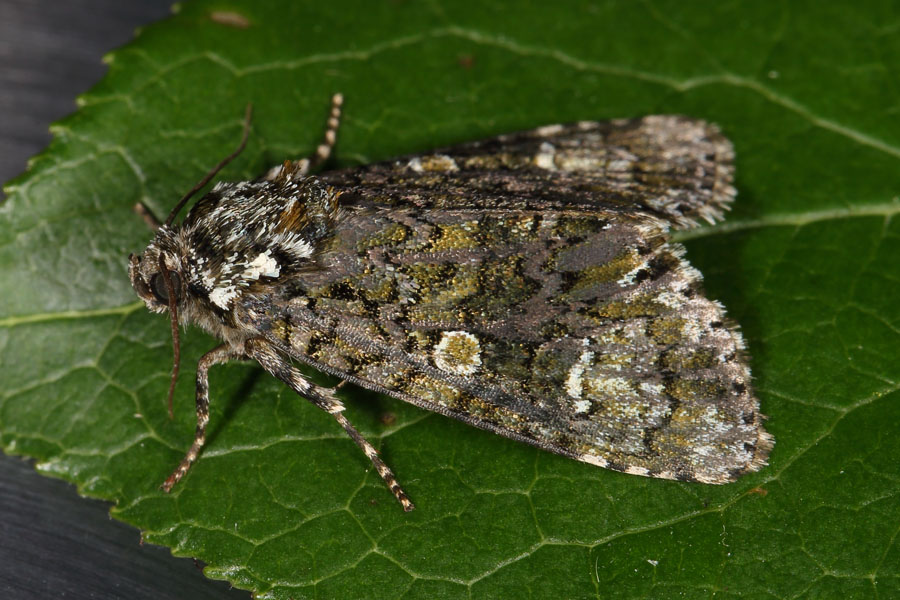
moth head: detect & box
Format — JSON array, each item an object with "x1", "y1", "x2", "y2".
[
  {"x1": 129, "y1": 230, "x2": 190, "y2": 419},
  {"x1": 128, "y1": 235, "x2": 185, "y2": 315}
]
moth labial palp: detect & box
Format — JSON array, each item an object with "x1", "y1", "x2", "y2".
[{"x1": 129, "y1": 94, "x2": 772, "y2": 512}]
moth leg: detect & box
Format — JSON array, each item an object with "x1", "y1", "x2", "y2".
[
  {"x1": 133, "y1": 202, "x2": 162, "y2": 231},
  {"x1": 161, "y1": 343, "x2": 241, "y2": 492},
  {"x1": 244, "y1": 338, "x2": 415, "y2": 512},
  {"x1": 264, "y1": 93, "x2": 343, "y2": 181}
]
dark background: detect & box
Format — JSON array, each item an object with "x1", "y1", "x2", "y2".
[{"x1": 0, "y1": 1, "x2": 248, "y2": 597}]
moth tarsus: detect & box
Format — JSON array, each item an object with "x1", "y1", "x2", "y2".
[{"x1": 130, "y1": 95, "x2": 772, "y2": 512}]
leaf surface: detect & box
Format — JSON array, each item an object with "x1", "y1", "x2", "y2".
[{"x1": 2, "y1": 1, "x2": 899, "y2": 598}]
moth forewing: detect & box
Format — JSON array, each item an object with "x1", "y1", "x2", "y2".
[
  {"x1": 130, "y1": 96, "x2": 771, "y2": 512},
  {"x1": 256, "y1": 205, "x2": 770, "y2": 485}
]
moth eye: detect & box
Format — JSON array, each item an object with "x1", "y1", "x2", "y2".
[{"x1": 150, "y1": 271, "x2": 182, "y2": 304}]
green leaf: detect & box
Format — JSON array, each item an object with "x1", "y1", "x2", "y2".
[{"x1": 2, "y1": 1, "x2": 899, "y2": 597}]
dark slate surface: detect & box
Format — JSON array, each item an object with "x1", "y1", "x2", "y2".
[{"x1": 0, "y1": 1, "x2": 250, "y2": 597}]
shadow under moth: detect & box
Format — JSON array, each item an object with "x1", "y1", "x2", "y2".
[{"x1": 129, "y1": 95, "x2": 773, "y2": 511}]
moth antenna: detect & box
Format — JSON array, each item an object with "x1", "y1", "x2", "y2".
[
  {"x1": 164, "y1": 103, "x2": 254, "y2": 226},
  {"x1": 158, "y1": 254, "x2": 180, "y2": 419},
  {"x1": 133, "y1": 201, "x2": 162, "y2": 230}
]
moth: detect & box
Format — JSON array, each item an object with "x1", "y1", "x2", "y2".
[{"x1": 129, "y1": 95, "x2": 773, "y2": 511}]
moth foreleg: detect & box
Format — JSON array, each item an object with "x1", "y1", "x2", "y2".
[
  {"x1": 263, "y1": 93, "x2": 343, "y2": 181},
  {"x1": 245, "y1": 338, "x2": 415, "y2": 512},
  {"x1": 161, "y1": 343, "x2": 241, "y2": 492}
]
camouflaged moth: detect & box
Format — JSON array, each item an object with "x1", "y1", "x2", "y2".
[{"x1": 129, "y1": 95, "x2": 773, "y2": 511}]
